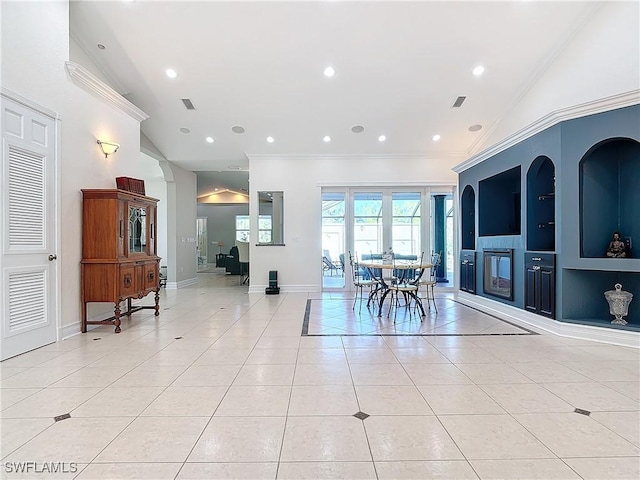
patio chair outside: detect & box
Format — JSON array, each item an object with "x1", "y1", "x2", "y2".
[{"x1": 322, "y1": 249, "x2": 342, "y2": 276}]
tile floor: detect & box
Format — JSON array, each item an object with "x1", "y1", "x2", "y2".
[{"x1": 1, "y1": 271, "x2": 639, "y2": 479}]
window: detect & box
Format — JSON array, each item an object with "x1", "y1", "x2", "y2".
[
  {"x1": 258, "y1": 216, "x2": 272, "y2": 243},
  {"x1": 236, "y1": 215, "x2": 250, "y2": 242},
  {"x1": 236, "y1": 215, "x2": 272, "y2": 243},
  {"x1": 392, "y1": 192, "x2": 421, "y2": 255},
  {"x1": 353, "y1": 192, "x2": 383, "y2": 258}
]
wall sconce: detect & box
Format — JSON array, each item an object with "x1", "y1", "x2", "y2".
[{"x1": 97, "y1": 139, "x2": 120, "y2": 158}]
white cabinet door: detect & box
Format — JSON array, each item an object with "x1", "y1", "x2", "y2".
[{"x1": 1, "y1": 93, "x2": 58, "y2": 360}]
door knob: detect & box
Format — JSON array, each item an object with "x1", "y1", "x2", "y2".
[{"x1": 48, "y1": 254, "x2": 57, "y2": 261}]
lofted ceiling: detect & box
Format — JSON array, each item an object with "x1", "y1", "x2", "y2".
[{"x1": 69, "y1": 1, "x2": 597, "y2": 195}]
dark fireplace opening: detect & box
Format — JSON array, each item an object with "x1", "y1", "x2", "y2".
[{"x1": 483, "y1": 249, "x2": 513, "y2": 300}]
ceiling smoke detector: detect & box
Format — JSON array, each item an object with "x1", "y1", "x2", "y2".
[
  {"x1": 179, "y1": 127, "x2": 190, "y2": 134},
  {"x1": 231, "y1": 126, "x2": 245, "y2": 134},
  {"x1": 351, "y1": 125, "x2": 364, "y2": 133}
]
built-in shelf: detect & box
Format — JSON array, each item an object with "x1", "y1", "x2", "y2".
[
  {"x1": 527, "y1": 156, "x2": 555, "y2": 252},
  {"x1": 479, "y1": 166, "x2": 521, "y2": 237},
  {"x1": 580, "y1": 138, "x2": 639, "y2": 259},
  {"x1": 562, "y1": 268, "x2": 639, "y2": 330},
  {"x1": 461, "y1": 186, "x2": 476, "y2": 250},
  {"x1": 459, "y1": 105, "x2": 640, "y2": 334}
]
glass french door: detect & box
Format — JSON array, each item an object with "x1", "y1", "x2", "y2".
[
  {"x1": 321, "y1": 192, "x2": 346, "y2": 289},
  {"x1": 352, "y1": 190, "x2": 423, "y2": 261},
  {"x1": 322, "y1": 187, "x2": 455, "y2": 291}
]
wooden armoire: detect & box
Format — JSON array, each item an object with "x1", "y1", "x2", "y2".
[{"x1": 81, "y1": 189, "x2": 160, "y2": 333}]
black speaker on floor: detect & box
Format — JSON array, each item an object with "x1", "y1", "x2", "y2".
[{"x1": 266, "y1": 270, "x2": 280, "y2": 294}]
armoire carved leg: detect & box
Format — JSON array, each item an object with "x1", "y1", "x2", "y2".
[
  {"x1": 114, "y1": 303, "x2": 122, "y2": 333},
  {"x1": 154, "y1": 289, "x2": 160, "y2": 316}
]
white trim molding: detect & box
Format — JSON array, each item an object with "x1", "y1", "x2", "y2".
[
  {"x1": 0, "y1": 87, "x2": 62, "y2": 120},
  {"x1": 65, "y1": 62, "x2": 149, "y2": 122},
  {"x1": 318, "y1": 180, "x2": 456, "y2": 188},
  {"x1": 248, "y1": 284, "x2": 320, "y2": 294},
  {"x1": 456, "y1": 292, "x2": 640, "y2": 348},
  {"x1": 453, "y1": 90, "x2": 640, "y2": 173},
  {"x1": 60, "y1": 322, "x2": 81, "y2": 340},
  {"x1": 167, "y1": 277, "x2": 198, "y2": 290},
  {"x1": 248, "y1": 153, "x2": 467, "y2": 162}
]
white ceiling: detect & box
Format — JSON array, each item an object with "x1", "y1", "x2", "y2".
[{"x1": 69, "y1": 1, "x2": 596, "y2": 195}]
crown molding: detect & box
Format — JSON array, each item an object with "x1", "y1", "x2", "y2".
[
  {"x1": 248, "y1": 152, "x2": 466, "y2": 162},
  {"x1": 466, "y1": 3, "x2": 602, "y2": 158},
  {"x1": 453, "y1": 90, "x2": 640, "y2": 174},
  {"x1": 318, "y1": 180, "x2": 456, "y2": 188},
  {"x1": 65, "y1": 61, "x2": 149, "y2": 122}
]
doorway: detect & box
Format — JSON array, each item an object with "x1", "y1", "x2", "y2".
[
  {"x1": 321, "y1": 186, "x2": 456, "y2": 292},
  {"x1": 321, "y1": 192, "x2": 346, "y2": 289},
  {"x1": 196, "y1": 217, "x2": 208, "y2": 267}
]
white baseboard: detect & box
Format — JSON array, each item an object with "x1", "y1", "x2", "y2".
[
  {"x1": 248, "y1": 284, "x2": 320, "y2": 294},
  {"x1": 456, "y1": 292, "x2": 640, "y2": 348},
  {"x1": 59, "y1": 322, "x2": 81, "y2": 340},
  {"x1": 166, "y1": 277, "x2": 198, "y2": 289}
]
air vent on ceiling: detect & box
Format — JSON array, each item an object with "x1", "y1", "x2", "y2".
[
  {"x1": 452, "y1": 96, "x2": 467, "y2": 108},
  {"x1": 181, "y1": 98, "x2": 196, "y2": 110}
]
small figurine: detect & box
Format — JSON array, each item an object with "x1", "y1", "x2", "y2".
[{"x1": 606, "y1": 231, "x2": 627, "y2": 258}]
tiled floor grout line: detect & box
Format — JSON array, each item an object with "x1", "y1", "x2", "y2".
[
  {"x1": 341, "y1": 335, "x2": 380, "y2": 480},
  {"x1": 3, "y1": 278, "x2": 639, "y2": 479},
  {"x1": 158, "y1": 299, "x2": 271, "y2": 480}
]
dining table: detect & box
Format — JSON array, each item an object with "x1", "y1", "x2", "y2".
[{"x1": 358, "y1": 259, "x2": 433, "y2": 317}]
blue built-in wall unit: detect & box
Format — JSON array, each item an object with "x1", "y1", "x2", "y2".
[{"x1": 457, "y1": 104, "x2": 640, "y2": 334}]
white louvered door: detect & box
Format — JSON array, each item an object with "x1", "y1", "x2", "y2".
[{"x1": 1, "y1": 94, "x2": 58, "y2": 360}]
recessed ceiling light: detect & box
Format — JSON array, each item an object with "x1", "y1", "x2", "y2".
[
  {"x1": 205, "y1": 137, "x2": 214, "y2": 143},
  {"x1": 266, "y1": 136, "x2": 275, "y2": 143},
  {"x1": 97, "y1": 44, "x2": 106, "y2": 50},
  {"x1": 179, "y1": 127, "x2": 190, "y2": 134},
  {"x1": 378, "y1": 135, "x2": 386, "y2": 142},
  {"x1": 472, "y1": 65, "x2": 485, "y2": 76},
  {"x1": 214, "y1": 188, "x2": 219, "y2": 191},
  {"x1": 468, "y1": 124, "x2": 483, "y2": 132},
  {"x1": 432, "y1": 134, "x2": 441, "y2": 142},
  {"x1": 323, "y1": 135, "x2": 331, "y2": 143},
  {"x1": 231, "y1": 125, "x2": 245, "y2": 134},
  {"x1": 324, "y1": 66, "x2": 335, "y2": 77},
  {"x1": 351, "y1": 125, "x2": 364, "y2": 134},
  {"x1": 165, "y1": 68, "x2": 178, "y2": 79}
]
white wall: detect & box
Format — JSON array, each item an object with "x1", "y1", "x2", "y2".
[
  {"x1": 165, "y1": 162, "x2": 197, "y2": 286},
  {"x1": 248, "y1": 155, "x2": 459, "y2": 292},
  {"x1": 1, "y1": 0, "x2": 164, "y2": 335},
  {"x1": 197, "y1": 203, "x2": 249, "y2": 261},
  {"x1": 145, "y1": 175, "x2": 168, "y2": 266},
  {"x1": 480, "y1": 1, "x2": 640, "y2": 151}
]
